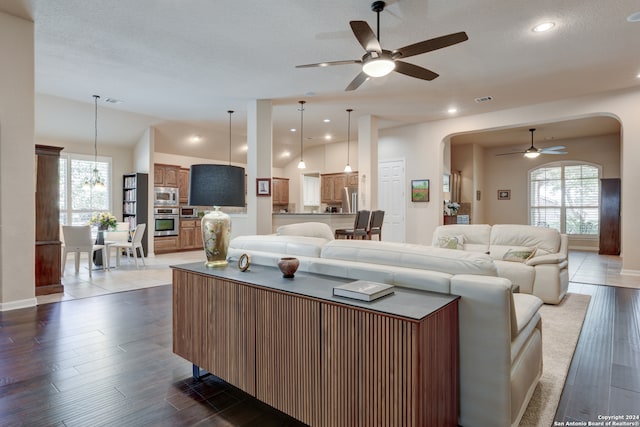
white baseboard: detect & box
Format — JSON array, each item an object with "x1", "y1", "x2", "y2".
[
  {"x1": 0, "y1": 297, "x2": 37, "y2": 312},
  {"x1": 620, "y1": 269, "x2": 640, "y2": 276},
  {"x1": 568, "y1": 245, "x2": 599, "y2": 252}
]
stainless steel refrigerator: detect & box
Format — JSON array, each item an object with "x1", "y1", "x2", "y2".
[{"x1": 342, "y1": 187, "x2": 358, "y2": 213}]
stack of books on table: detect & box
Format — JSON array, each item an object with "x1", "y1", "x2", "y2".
[{"x1": 332, "y1": 280, "x2": 394, "y2": 301}]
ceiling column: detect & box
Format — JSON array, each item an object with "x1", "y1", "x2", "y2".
[
  {"x1": 357, "y1": 115, "x2": 379, "y2": 210},
  {"x1": 246, "y1": 99, "x2": 273, "y2": 235},
  {"x1": 0, "y1": 12, "x2": 36, "y2": 310}
]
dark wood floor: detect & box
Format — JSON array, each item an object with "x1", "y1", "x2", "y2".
[{"x1": 1, "y1": 283, "x2": 638, "y2": 426}]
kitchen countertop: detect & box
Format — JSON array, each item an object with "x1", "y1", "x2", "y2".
[{"x1": 273, "y1": 212, "x2": 355, "y2": 215}]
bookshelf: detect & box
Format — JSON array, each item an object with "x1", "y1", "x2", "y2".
[{"x1": 123, "y1": 173, "x2": 149, "y2": 255}]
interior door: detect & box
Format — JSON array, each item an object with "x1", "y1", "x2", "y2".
[{"x1": 378, "y1": 159, "x2": 405, "y2": 242}]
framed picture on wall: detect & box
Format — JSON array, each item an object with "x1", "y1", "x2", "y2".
[
  {"x1": 498, "y1": 189, "x2": 511, "y2": 200},
  {"x1": 411, "y1": 179, "x2": 430, "y2": 202},
  {"x1": 257, "y1": 178, "x2": 271, "y2": 196}
]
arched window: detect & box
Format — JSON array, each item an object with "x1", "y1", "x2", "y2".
[{"x1": 529, "y1": 162, "x2": 600, "y2": 235}]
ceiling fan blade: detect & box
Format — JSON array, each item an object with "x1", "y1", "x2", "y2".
[
  {"x1": 541, "y1": 151, "x2": 568, "y2": 155},
  {"x1": 296, "y1": 59, "x2": 362, "y2": 68},
  {"x1": 496, "y1": 151, "x2": 526, "y2": 156},
  {"x1": 350, "y1": 21, "x2": 382, "y2": 52},
  {"x1": 345, "y1": 71, "x2": 369, "y2": 91},
  {"x1": 394, "y1": 31, "x2": 469, "y2": 59},
  {"x1": 539, "y1": 145, "x2": 567, "y2": 152},
  {"x1": 394, "y1": 61, "x2": 439, "y2": 81}
]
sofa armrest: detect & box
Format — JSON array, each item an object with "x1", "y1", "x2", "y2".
[{"x1": 526, "y1": 252, "x2": 566, "y2": 266}]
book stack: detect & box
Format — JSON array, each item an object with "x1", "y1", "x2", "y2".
[{"x1": 333, "y1": 280, "x2": 394, "y2": 301}]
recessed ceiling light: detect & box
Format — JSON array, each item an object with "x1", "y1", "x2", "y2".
[
  {"x1": 627, "y1": 11, "x2": 640, "y2": 22},
  {"x1": 323, "y1": 119, "x2": 330, "y2": 123},
  {"x1": 190, "y1": 135, "x2": 202, "y2": 143},
  {"x1": 447, "y1": 108, "x2": 458, "y2": 114},
  {"x1": 325, "y1": 134, "x2": 332, "y2": 140},
  {"x1": 532, "y1": 22, "x2": 555, "y2": 32},
  {"x1": 290, "y1": 128, "x2": 296, "y2": 132},
  {"x1": 282, "y1": 151, "x2": 290, "y2": 158},
  {"x1": 636, "y1": 72, "x2": 640, "y2": 79}
]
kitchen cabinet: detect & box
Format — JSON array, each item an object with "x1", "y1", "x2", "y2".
[
  {"x1": 321, "y1": 172, "x2": 358, "y2": 204},
  {"x1": 178, "y1": 168, "x2": 189, "y2": 204},
  {"x1": 272, "y1": 177, "x2": 289, "y2": 206},
  {"x1": 154, "y1": 163, "x2": 179, "y2": 187},
  {"x1": 155, "y1": 236, "x2": 180, "y2": 253},
  {"x1": 179, "y1": 219, "x2": 202, "y2": 250}
]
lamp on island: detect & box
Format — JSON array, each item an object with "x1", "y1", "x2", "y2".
[{"x1": 189, "y1": 111, "x2": 245, "y2": 267}]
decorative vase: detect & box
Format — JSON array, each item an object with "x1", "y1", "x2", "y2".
[
  {"x1": 201, "y1": 206, "x2": 231, "y2": 268},
  {"x1": 278, "y1": 257, "x2": 300, "y2": 278},
  {"x1": 99, "y1": 224, "x2": 109, "y2": 231}
]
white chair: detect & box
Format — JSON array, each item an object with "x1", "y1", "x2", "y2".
[
  {"x1": 104, "y1": 222, "x2": 131, "y2": 268},
  {"x1": 112, "y1": 224, "x2": 146, "y2": 268},
  {"x1": 61, "y1": 225, "x2": 107, "y2": 278}
]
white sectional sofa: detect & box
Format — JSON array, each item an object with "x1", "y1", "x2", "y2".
[
  {"x1": 432, "y1": 224, "x2": 569, "y2": 304},
  {"x1": 228, "y1": 222, "x2": 544, "y2": 427}
]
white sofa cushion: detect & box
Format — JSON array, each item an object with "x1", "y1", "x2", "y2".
[
  {"x1": 230, "y1": 235, "x2": 327, "y2": 258},
  {"x1": 489, "y1": 224, "x2": 561, "y2": 259},
  {"x1": 432, "y1": 224, "x2": 491, "y2": 253},
  {"x1": 494, "y1": 260, "x2": 535, "y2": 295},
  {"x1": 276, "y1": 222, "x2": 335, "y2": 240},
  {"x1": 321, "y1": 239, "x2": 498, "y2": 276}
]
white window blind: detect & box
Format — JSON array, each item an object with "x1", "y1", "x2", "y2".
[{"x1": 529, "y1": 162, "x2": 600, "y2": 235}]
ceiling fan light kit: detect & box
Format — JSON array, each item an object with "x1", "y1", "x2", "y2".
[
  {"x1": 295, "y1": 1, "x2": 468, "y2": 91},
  {"x1": 496, "y1": 128, "x2": 568, "y2": 158}
]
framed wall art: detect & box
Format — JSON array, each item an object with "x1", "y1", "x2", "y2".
[
  {"x1": 411, "y1": 179, "x2": 430, "y2": 202},
  {"x1": 497, "y1": 189, "x2": 511, "y2": 200},
  {"x1": 257, "y1": 178, "x2": 271, "y2": 196}
]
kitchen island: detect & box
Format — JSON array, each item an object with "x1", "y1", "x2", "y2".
[{"x1": 272, "y1": 212, "x2": 355, "y2": 233}]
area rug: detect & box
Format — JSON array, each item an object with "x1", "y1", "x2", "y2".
[{"x1": 519, "y1": 292, "x2": 591, "y2": 426}]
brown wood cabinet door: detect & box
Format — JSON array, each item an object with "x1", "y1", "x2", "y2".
[
  {"x1": 347, "y1": 172, "x2": 358, "y2": 186},
  {"x1": 332, "y1": 175, "x2": 347, "y2": 203},
  {"x1": 321, "y1": 175, "x2": 334, "y2": 203},
  {"x1": 164, "y1": 167, "x2": 179, "y2": 187},
  {"x1": 154, "y1": 166, "x2": 164, "y2": 185},
  {"x1": 599, "y1": 178, "x2": 620, "y2": 255},
  {"x1": 178, "y1": 168, "x2": 189, "y2": 203}
]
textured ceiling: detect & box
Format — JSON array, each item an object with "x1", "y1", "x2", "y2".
[{"x1": 2, "y1": 0, "x2": 639, "y2": 167}]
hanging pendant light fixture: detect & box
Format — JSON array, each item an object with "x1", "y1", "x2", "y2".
[
  {"x1": 297, "y1": 100, "x2": 307, "y2": 169},
  {"x1": 344, "y1": 108, "x2": 353, "y2": 173},
  {"x1": 189, "y1": 109, "x2": 245, "y2": 268},
  {"x1": 83, "y1": 94, "x2": 105, "y2": 190}
]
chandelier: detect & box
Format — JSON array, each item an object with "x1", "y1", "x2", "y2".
[{"x1": 84, "y1": 94, "x2": 105, "y2": 190}]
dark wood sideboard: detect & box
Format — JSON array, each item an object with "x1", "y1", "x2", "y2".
[
  {"x1": 35, "y1": 144, "x2": 63, "y2": 295},
  {"x1": 172, "y1": 263, "x2": 459, "y2": 427}
]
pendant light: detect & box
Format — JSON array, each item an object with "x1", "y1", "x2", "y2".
[
  {"x1": 83, "y1": 94, "x2": 105, "y2": 190},
  {"x1": 297, "y1": 100, "x2": 307, "y2": 169},
  {"x1": 344, "y1": 108, "x2": 353, "y2": 173},
  {"x1": 189, "y1": 109, "x2": 245, "y2": 268}
]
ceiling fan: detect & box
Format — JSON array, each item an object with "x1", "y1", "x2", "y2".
[
  {"x1": 295, "y1": 1, "x2": 469, "y2": 91},
  {"x1": 497, "y1": 128, "x2": 568, "y2": 158}
]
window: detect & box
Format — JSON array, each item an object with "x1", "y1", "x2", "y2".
[
  {"x1": 529, "y1": 162, "x2": 600, "y2": 235},
  {"x1": 59, "y1": 153, "x2": 112, "y2": 225}
]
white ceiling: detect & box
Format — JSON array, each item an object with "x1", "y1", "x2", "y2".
[{"x1": 2, "y1": 0, "x2": 638, "y2": 167}]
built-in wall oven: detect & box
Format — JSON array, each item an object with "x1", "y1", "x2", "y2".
[{"x1": 154, "y1": 207, "x2": 179, "y2": 236}]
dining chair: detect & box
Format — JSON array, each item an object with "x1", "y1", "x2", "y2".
[
  {"x1": 335, "y1": 210, "x2": 370, "y2": 239},
  {"x1": 104, "y1": 222, "x2": 131, "y2": 268},
  {"x1": 366, "y1": 210, "x2": 385, "y2": 240},
  {"x1": 112, "y1": 224, "x2": 146, "y2": 268},
  {"x1": 61, "y1": 225, "x2": 107, "y2": 277}
]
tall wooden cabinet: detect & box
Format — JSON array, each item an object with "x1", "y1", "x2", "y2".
[
  {"x1": 321, "y1": 172, "x2": 357, "y2": 204},
  {"x1": 272, "y1": 177, "x2": 289, "y2": 207},
  {"x1": 35, "y1": 145, "x2": 63, "y2": 295},
  {"x1": 123, "y1": 173, "x2": 149, "y2": 255},
  {"x1": 599, "y1": 178, "x2": 621, "y2": 255}
]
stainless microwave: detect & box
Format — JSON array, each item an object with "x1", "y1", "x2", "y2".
[
  {"x1": 154, "y1": 187, "x2": 179, "y2": 206},
  {"x1": 180, "y1": 206, "x2": 199, "y2": 218}
]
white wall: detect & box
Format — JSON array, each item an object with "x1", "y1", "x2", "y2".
[
  {"x1": 0, "y1": 12, "x2": 35, "y2": 310},
  {"x1": 379, "y1": 87, "x2": 640, "y2": 273}
]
